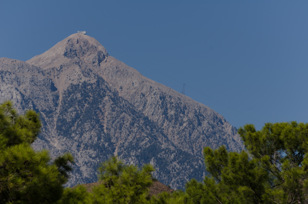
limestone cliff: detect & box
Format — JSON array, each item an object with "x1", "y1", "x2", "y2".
[{"x1": 0, "y1": 33, "x2": 243, "y2": 189}]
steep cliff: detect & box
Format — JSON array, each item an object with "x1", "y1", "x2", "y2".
[{"x1": 0, "y1": 33, "x2": 243, "y2": 189}]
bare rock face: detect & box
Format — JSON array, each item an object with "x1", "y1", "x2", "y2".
[{"x1": 0, "y1": 33, "x2": 243, "y2": 189}]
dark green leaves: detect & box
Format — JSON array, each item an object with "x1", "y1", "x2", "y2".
[
  {"x1": 184, "y1": 122, "x2": 308, "y2": 203},
  {"x1": 92, "y1": 156, "x2": 155, "y2": 204},
  {"x1": 0, "y1": 101, "x2": 41, "y2": 149},
  {"x1": 0, "y1": 102, "x2": 73, "y2": 204}
]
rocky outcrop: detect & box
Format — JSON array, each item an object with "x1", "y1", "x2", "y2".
[{"x1": 0, "y1": 33, "x2": 243, "y2": 189}]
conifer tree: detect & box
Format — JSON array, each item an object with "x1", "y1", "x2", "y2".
[
  {"x1": 92, "y1": 156, "x2": 154, "y2": 204},
  {"x1": 184, "y1": 122, "x2": 308, "y2": 204},
  {"x1": 0, "y1": 101, "x2": 73, "y2": 204}
]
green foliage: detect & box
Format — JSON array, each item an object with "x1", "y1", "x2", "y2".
[
  {"x1": 239, "y1": 122, "x2": 308, "y2": 203},
  {"x1": 150, "y1": 191, "x2": 186, "y2": 204},
  {"x1": 0, "y1": 101, "x2": 73, "y2": 204},
  {"x1": 184, "y1": 122, "x2": 308, "y2": 204},
  {"x1": 186, "y1": 147, "x2": 268, "y2": 203},
  {"x1": 0, "y1": 101, "x2": 41, "y2": 149},
  {"x1": 57, "y1": 185, "x2": 92, "y2": 204},
  {"x1": 54, "y1": 153, "x2": 74, "y2": 183},
  {"x1": 91, "y1": 156, "x2": 154, "y2": 204},
  {"x1": 3, "y1": 100, "x2": 306, "y2": 203}
]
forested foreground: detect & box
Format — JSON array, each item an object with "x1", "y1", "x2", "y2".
[{"x1": 1, "y1": 101, "x2": 308, "y2": 204}]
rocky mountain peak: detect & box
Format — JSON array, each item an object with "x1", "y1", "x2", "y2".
[
  {"x1": 1, "y1": 34, "x2": 244, "y2": 189},
  {"x1": 62, "y1": 33, "x2": 108, "y2": 60},
  {"x1": 27, "y1": 33, "x2": 108, "y2": 69}
]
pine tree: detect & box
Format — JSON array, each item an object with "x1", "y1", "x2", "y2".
[
  {"x1": 92, "y1": 156, "x2": 154, "y2": 204},
  {"x1": 184, "y1": 122, "x2": 308, "y2": 203},
  {"x1": 0, "y1": 101, "x2": 73, "y2": 203}
]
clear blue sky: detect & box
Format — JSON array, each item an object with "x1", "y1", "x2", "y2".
[{"x1": 1, "y1": 0, "x2": 308, "y2": 129}]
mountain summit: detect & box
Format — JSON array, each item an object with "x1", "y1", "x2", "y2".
[
  {"x1": 0, "y1": 33, "x2": 243, "y2": 189},
  {"x1": 27, "y1": 33, "x2": 108, "y2": 69}
]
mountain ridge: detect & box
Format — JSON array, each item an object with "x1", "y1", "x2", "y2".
[{"x1": 0, "y1": 33, "x2": 243, "y2": 189}]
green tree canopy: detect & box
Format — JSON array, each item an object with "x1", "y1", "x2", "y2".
[
  {"x1": 57, "y1": 185, "x2": 92, "y2": 204},
  {"x1": 239, "y1": 122, "x2": 308, "y2": 203},
  {"x1": 0, "y1": 101, "x2": 73, "y2": 204},
  {"x1": 3, "y1": 100, "x2": 307, "y2": 203},
  {"x1": 91, "y1": 156, "x2": 154, "y2": 204},
  {"x1": 184, "y1": 122, "x2": 308, "y2": 204}
]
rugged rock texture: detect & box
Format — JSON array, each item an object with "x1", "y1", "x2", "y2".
[{"x1": 0, "y1": 33, "x2": 243, "y2": 189}]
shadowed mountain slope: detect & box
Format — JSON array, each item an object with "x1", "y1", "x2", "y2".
[{"x1": 0, "y1": 33, "x2": 243, "y2": 189}]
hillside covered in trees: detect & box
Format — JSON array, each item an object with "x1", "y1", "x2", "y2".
[{"x1": 1, "y1": 102, "x2": 308, "y2": 203}]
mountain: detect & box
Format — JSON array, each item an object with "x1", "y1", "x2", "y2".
[{"x1": 0, "y1": 33, "x2": 243, "y2": 189}]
